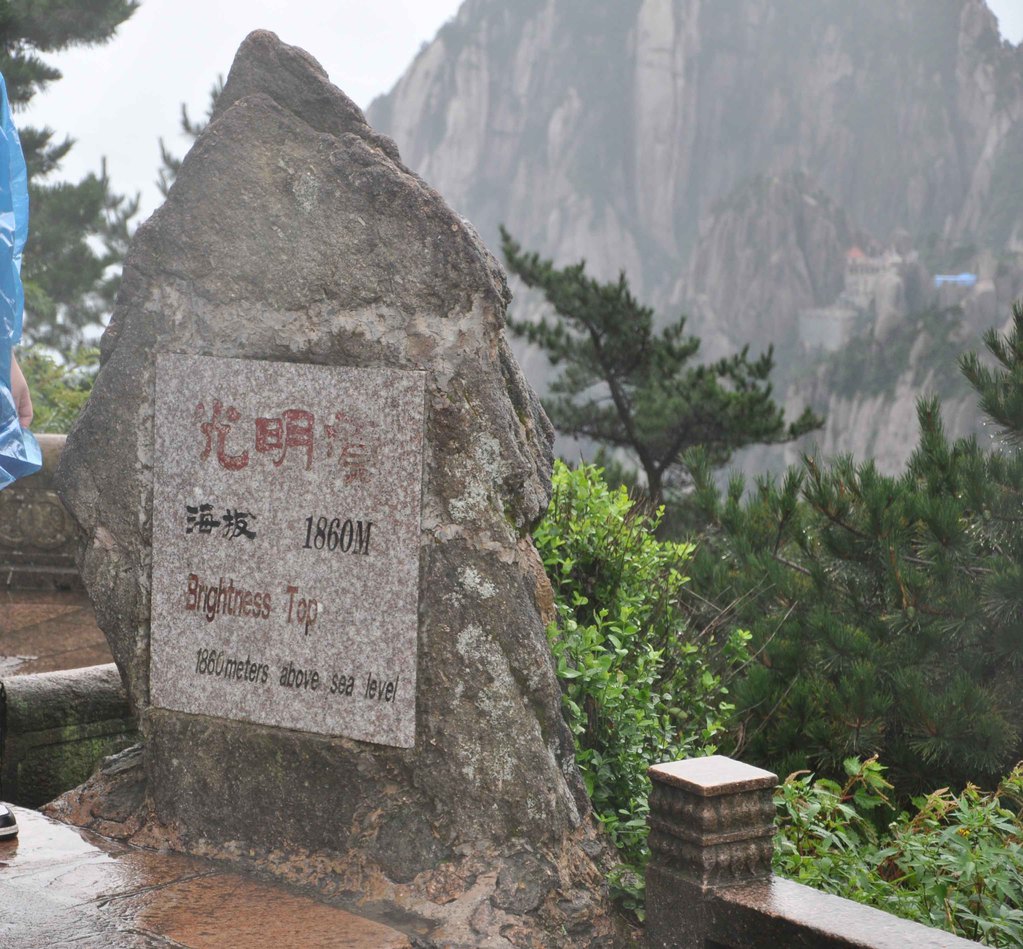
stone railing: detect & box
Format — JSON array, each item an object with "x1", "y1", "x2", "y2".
[
  {"x1": 644, "y1": 756, "x2": 976, "y2": 948},
  {"x1": 0, "y1": 664, "x2": 137, "y2": 807},
  {"x1": 0, "y1": 433, "x2": 79, "y2": 589}
]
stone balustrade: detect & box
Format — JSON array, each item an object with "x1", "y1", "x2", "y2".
[
  {"x1": 645, "y1": 755, "x2": 977, "y2": 948},
  {"x1": 0, "y1": 664, "x2": 137, "y2": 807},
  {"x1": 0, "y1": 433, "x2": 79, "y2": 589}
]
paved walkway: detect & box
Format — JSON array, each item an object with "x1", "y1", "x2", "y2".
[
  {"x1": 0, "y1": 599, "x2": 416, "y2": 945},
  {"x1": 0, "y1": 589, "x2": 112, "y2": 676},
  {"x1": 0, "y1": 807, "x2": 412, "y2": 948}
]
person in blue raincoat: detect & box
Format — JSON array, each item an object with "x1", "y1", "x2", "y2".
[{"x1": 0, "y1": 70, "x2": 40, "y2": 490}]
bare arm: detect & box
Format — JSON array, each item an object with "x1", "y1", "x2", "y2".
[{"x1": 10, "y1": 352, "x2": 32, "y2": 428}]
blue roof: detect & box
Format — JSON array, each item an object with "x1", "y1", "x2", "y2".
[{"x1": 934, "y1": 273, "x2": 978, "y2": 288}]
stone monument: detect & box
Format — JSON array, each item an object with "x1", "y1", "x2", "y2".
[{"x1": 55, "y1": 30, "x2": 615, "y2": 947}]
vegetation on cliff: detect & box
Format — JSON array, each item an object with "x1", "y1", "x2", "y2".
[
  {"x1": 536, "y1": 301, "x2": 1023, "y2": 939},
  {"x1": 685, "y1": 304, "x2": 1023, "y2": 796}
]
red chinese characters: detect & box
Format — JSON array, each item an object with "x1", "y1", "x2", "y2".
[
  {"x1": 193, "y1": 401, "x2": 377, "y2": 478},
  {"x1": 255, "y1": 409, "x2": 314, "y2": 470},
  {"x1": 322, "y1": 411, "x2": 374, "y2": 484},
  {"x1": 194, "y1": 401, "x2": 249, "y2": 471}
]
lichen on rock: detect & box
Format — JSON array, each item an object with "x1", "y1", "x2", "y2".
[{"x1": 55, "y1": 29, "x2": 614, "y2": 947}]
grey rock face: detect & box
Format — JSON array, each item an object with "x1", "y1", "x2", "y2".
[
  {"x1": 56, "y1": 30, "x2": 613, "y2": 946},
  {"x1": 369, "y1": 0, "x2": 1023, "y2": 477},
  {"x1": 370, "y1": 0, "x2": 1023, "y2": 294},
  {"x1": 683, "y1": 172, "x2": 860, "y2": 359}
]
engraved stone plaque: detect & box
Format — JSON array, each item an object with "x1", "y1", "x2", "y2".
[{"x1": 150, "y1": 354, "x2": 424, "y2": 748}]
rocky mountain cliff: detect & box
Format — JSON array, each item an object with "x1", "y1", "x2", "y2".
[
  {"x1": 683, "y1": 172, "x2": 864, "y2": 358},
  {"x1": 369, "y1": 0, "x2": 1023, "y2": 473}
]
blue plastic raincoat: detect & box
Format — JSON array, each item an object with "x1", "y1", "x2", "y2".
[{"x1": 0, "y1": 71, "x2": 40, "y2": 490}]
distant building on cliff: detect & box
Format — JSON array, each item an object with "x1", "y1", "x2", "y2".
[
  {"x1": 845, "y1": 246, "x2": 902, "y2": 309},
  {"x1": 798, "y1": 246, "x2": 903, "y2": 352}
]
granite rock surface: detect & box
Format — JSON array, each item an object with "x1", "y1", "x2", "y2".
[{"x1": 56, "y1": 30, "x2": 615, "y2": 946}]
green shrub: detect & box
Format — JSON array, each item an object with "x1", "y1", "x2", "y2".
[
  {"x1": 17, "y1": 346, "x2": 98, "y2": 434},
  {"x1": 775, "y1": 757, "x2": 1023, "y2": 946},
  {"x1": 535, "y1": 461, "x2": 750, "y2": 912}
]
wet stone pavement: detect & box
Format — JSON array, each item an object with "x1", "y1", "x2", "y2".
[
  {"x1": 0, "y1": 589, "x2": 112, "y2": 676},
  {"x1": 0, "y1": 595, "x2": 413, "y2": 946},
  {"x1": 0, "y1": 808, "x2": 412, "y2": 948}
]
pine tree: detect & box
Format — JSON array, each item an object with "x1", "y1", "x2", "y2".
[
  {"x1": 1, "y1": 1, "x2": 139, "y2": 349},
  {"x1": 687, "y1": 303, "x2": 1023, "y2": 795},
  {"x1": 501, "y1": 228, "x2": 822, "y2": 504}
]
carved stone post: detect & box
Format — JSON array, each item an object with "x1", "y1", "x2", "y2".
[{"x1": 645, "y1": 755, "x2": 778, "y2": 948}]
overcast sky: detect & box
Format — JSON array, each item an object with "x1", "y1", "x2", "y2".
[
  {"x1": 21, "y1": 0, "x2": 1023, "y2": 220},
  {"x1": 22, "y1": 0, "x2": 464, "y2": 217}
]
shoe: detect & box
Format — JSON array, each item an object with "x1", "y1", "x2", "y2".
[{"x1": 0, "y1": 803, "x2": 18, "y2": 839}]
